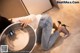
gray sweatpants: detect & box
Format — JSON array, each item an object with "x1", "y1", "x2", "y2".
[{"x1": 36, "y1": 14, "x2": 60, "y2": 50}]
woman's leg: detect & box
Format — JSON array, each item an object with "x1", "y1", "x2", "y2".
[
  {"x1": 36, "y1": 14, "x2": 59, "y2": 50},
  {"x1": 39, "y1": 14, "x2": 53, "y2": 50},
  {"x1": 47, "y1": 31, "x2": 60, "y2": 50},
  {"x1": 36, "y1": 14, "x2": 69, "y2": 50},
  {"x1": 36, "y1": 14, "x2": 53, "y2": 45},
  {"x1": 36, "y1": 25, "x2": 42, "y2": 44}
]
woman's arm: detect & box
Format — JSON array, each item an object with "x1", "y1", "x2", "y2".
[
  {"x1": 19, "y1": 17, "x2": 33, "y2": 25},
  {"x1": 11, "y1": 16, "x2": 33, "y2": 24}
]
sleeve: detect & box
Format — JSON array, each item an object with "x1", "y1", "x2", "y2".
[{"x1": 11, "y1": 15, "x2": 34, "y2": 23}]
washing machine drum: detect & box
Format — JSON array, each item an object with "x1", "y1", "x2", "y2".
[{"x1": 0, "y1": 22, "x2": 36, "y2": 53}]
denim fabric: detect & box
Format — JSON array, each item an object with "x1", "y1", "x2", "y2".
[{"x1": 36, "y1": 14, "x2": 59, "y2": 50}]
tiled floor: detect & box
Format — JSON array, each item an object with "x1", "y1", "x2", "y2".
[{"x1": 32, "y1": 3, "x2": 80, "y2": 53}]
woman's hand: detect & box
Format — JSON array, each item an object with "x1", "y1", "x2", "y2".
[
  {"x1": 11, "y1": 17, "x2": 33, "y2": 27},
  {"x1": 19, "y1": 18, "x2": 32, "y2": 28}
]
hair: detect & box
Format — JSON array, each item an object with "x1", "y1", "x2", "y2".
[{"x1": 0, "y1": 16, "x2": 12, "y2": 33}]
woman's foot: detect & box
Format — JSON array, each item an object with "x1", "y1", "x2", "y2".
[
  {"x1": 58, "y1": 24, "x2": 70, "y2": 38},
  {"x1": 53, "y1": 21, "x2": 70, "y2": 38},
  {"x1": 58, "y1": 21, "x2": 61, "y2": 24},
  {"x1": 53, "y1": 23, "x2": 58, "y2": 30},
  {"x1": 53, "y1": 21, "x2": 62, "y2": 32}
]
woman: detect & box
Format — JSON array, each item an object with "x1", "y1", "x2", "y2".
[{"x1": 0, "y1": 14, "x2": 70, "y2": 50}]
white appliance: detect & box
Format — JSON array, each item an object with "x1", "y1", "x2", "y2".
[{"x1": 21, "y1": 0, "x2": 52, "y2": 14}]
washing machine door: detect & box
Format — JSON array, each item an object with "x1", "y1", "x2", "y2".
[{"x1": 0, "y1": 22, "x2": 36, "y2": 53}]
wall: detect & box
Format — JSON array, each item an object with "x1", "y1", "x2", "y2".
[
  {"x1": 0, "y1": 0, "x2": 29, "y2": 18},
  {"x1": 22, "y1": 0, "x2": 52, "y2": 14},
  {"x1": 50, "y1": 0, "x2": 63, "y2": 9}
]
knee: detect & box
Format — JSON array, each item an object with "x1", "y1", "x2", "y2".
[{"x1": 41, "y1": 44, "x2": 51, "y2": 50}]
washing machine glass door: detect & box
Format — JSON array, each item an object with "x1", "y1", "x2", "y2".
[{"x1": 0, "y1": 22, "x2": 36, "y2": 53}]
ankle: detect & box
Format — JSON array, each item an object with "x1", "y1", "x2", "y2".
[{"x1": 53, "y1": 23, "x2": 58, "y2": 30}]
